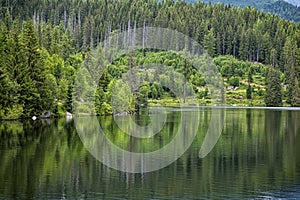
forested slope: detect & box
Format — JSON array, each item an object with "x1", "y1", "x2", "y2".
[
  {"x1": 0, "y1": 0, "x2": 299, "y2": 118},
  {"x1": 187, "y1": 0, "x2": 300, "y2": 23},
  {"x1": 1, "y1": 0, "x2": 299, "y2": 64},
  {"x1": 284, "y1": 0, "x2": 300, "y2": 7}
]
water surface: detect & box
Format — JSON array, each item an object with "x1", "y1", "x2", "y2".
[{"x1": 0, "y1": 108, "x2": 300, "y2": 199}]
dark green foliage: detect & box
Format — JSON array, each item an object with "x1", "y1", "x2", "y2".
[
  {"x1": 263, "y1": 0, "x2": 300, "y2": 23},
  {"x1": 228, "y1": 77, "x2": 240, "y2": 87},
  {"x1": 0, "y1": 17, "x2": 79, "y2": 118},
  {"x1": 65, "y1": 85, "x2": 74, "y2": 112},
  {"x1": 283, "y1": 37, "x2": 300, "y2": 106},
  {"x1": 246, "y1": 67, "x2": 253, "y2": 100},
  {"x1": 150, "y1": 82, "x2": 164, "y2": 99},
  {"x1": 21, "y1": 21, "x2": 48, "y2": 116},
  {"x1": 0, "y1": 0, "x2": 299, "y2": 118},
  {"x1": 265, "y1": 67, "x2": 282, "y2": 107},
  {"x1": 248, "y1": 67, "x2": 254, "y2": 83},
  {"x1": 191, "y1": 0, "x2": 300, "y2": 23},
  {"x1": 203, "y1": 29, "x2": 216, "y2": 57},
  {"x1": 246, "y1": 84, "x2": 252, "y2": 99},
  {"x1": 0, "y1": 0, "x2": 299, "y2": 67}
]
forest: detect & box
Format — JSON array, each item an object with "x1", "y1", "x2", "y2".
[
  {"x1": 0, "y1": 0, "x2": 300, "y2": 119},
  {"x1": 189, "y1": 0, "x2": 300, "y2": 23}
]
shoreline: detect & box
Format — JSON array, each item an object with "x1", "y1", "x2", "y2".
[{"x1": 1, "y1": 105, "x2": 300, "y2": 121}]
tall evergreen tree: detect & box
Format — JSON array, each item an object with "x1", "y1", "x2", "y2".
[
  {"x1": 203, "y1": 29, "x2": 216, "y2": 57},
  {"x1": 22, "y1": 20, "x2": 57, "y2": 115},
  {"x1": 265, "y1": 66, "x2": 282, "y2": 107},
  {"x1": 283, "y1": 37, "x2": 300, "y2": 106}
]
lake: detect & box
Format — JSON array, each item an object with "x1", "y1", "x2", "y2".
[{"x1": 0, "y1": 108, "x2": 300, "y2": 199}]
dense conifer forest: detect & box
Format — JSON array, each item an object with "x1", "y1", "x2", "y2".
[
  {"x1": 189, "y1": 0, "x2": 300, "y2": 23},
  {"x1": 0, "y1": 0, "x2": 299, "y2": 119}
]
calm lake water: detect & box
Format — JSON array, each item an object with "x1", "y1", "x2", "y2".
[{"x1": 0, "y1": 108, "x2": 300, "y2": 199}]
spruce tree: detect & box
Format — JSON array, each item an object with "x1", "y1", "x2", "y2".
[
  {"x1": 283, "y1": 37, "x2": 300, "y2": 106},
  {"x1": 247, "y1": 68, "x2": 253, "y2": 99},
  {"x1": 265, "y1": 67, "x2": 282, "y2": 107},
  {"x1": 246, "y1": 84, "x2": 252, "y2": 100},
  {"x1": 22, "y1": 20, "x2": 56, "y2": 115},
  {"x1": 203, "y1": 29, "x2": 216, "y2": 57}
]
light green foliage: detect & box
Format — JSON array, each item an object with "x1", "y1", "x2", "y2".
[
  {"x1": 111, "y1": 80, "x2": 133, "y2": 113},
  {"x1": 138, "y1": 84, "x2": 151, "y2": 105},
  {"x1": 92, "y1": 50, "x2": 206, "y2": 114},
  {"x1": 0, "y1": 0, "x2": 300, "y2": 118},
  {"x1": 214, "y1": 55, "x2": 265, "y2": 79},
  {"x1": 0, "y1": 16, "x2": 81, "y2": 118}
]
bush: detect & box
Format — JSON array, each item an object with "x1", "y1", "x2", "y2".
[
  {"x1": 228, "y1": 77, "x2": 240, "y2": 87},
  {"x1": 0, "y1": 104, "x2": 23, "y2": 119}
]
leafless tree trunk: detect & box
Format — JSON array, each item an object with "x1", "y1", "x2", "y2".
[
  {"x1": 78, "y1": 11, "x2": 81, "y2": 34},
  {"x1": 142, "y1": 20, "x2": 146, "y2": 49},
  {"x1": 127, "y1": 19, "x2": 131, "y2": 47},
  {"x1": 64, "y1": 9, "x2": 67, "y2": 29},
  {"x1": 90, "y1": 26, "x2": 94, "y2": 49}
]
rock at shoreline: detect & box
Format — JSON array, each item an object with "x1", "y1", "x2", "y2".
[{"x1": 66, "y1": 112, "x2": 72, "y2": 118}]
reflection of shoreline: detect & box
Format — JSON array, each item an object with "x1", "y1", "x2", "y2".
[
  {"x1": 170, "y1": 106, "x2": 300, "y2": 111},
  {"x1": 0, "y1": 110, "x2": 299, "y2": 198},
  {"x1": 2, "y1": 105, "x2": 300, "y2": 122},
  {"x1": 75, "y1": 110, "x2": 200, "y2": 173}
]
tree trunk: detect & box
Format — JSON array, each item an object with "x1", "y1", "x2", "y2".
[{"x1": 64, "y1": 9, "x2": 67, "y2": 29}]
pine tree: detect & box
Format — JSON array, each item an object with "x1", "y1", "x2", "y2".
[
  {"x1": 270, "y1": 48, "x2": 278, "y2": 68},
  {"x1": 4, "y1": 22, "x2": 29, "y2": 117},
  {"x1": 246, "y1": 67, "x2": 253, "y2": 99},
  {"x1": 65, "y1": 84, "x2": 74, "y2": 112},
  {"x1": 22, "y1": 20, "x2": 56, "y2": 115},
  {"x1": 203, "y1": 29, "x2": 216, "y2": 57},
  {"x1": 246, "y1": 84, "x2": 252, "y2": 99}
]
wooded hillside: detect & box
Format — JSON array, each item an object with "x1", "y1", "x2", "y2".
[{"x1": 0, "y1": 0, "x2": 299, "y2": 118}]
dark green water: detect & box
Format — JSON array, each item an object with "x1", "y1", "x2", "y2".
[{"x1": 0, "y1": 108, "x2": 300, "y2": 199}]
